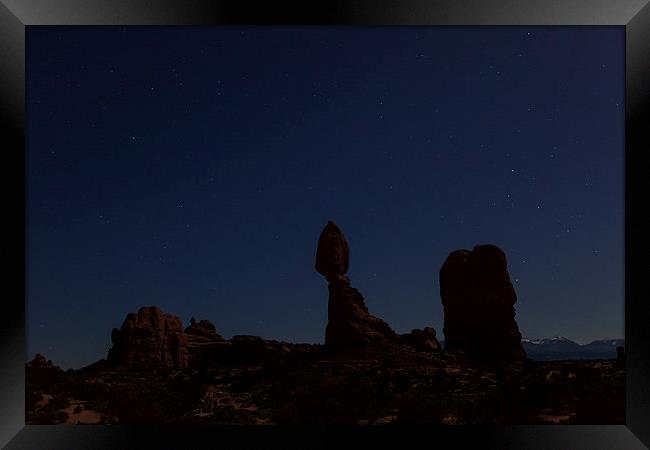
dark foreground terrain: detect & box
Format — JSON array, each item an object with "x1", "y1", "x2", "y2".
[{"x1": 26, "y1": 348, "x2": 624, "y2": 426}]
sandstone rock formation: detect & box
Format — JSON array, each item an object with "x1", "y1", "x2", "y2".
[
  {"x1": 107, "y1": 306, "x2": 190, "y2": 368},
  {"x1": 185, "y1": 317, "x2": 225, "y2": 343},
  {"x1": 316, "y1": 221, "x2": 350, "y2": 280},
  {"x1": 440, "y1": 244, "x2": 525, "y2": 362},
  {"x1": 185, "y1": 317, "x2": 225, "y2": 351},
  {"x1": 106, "y1": 306, "x2": 320, "y2": 369},
  {"x1": 316, "y1": 221, "x2": 398, "y2": 350},
  {"x1": 26, "y1": 354, "x2": 65, "y2": 386},
  {"x1": 27, "y1": 353, "x2": 57, "y2": 370},
  {"x1": 184, "y1": 317, "x2": 228, "y2": 367},
  {"x1": 399, "y1": 327, "x2": 440, "y2": 352}
]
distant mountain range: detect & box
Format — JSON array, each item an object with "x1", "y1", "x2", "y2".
[
  {"x1": 438, "y1": 337, "x2": 624, "y2": 361},
  {"x1": 521, "y1": 337, "x2": 624, "y2": 361}
]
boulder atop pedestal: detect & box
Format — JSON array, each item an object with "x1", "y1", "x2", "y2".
[
  {"x1": 315, "y1": 221, "x2": 350, "y2": 280},
  {"x1": 316, "y1": 221, "x2": 398, "y2": 351}
]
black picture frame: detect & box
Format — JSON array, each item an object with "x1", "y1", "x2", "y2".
[{"x1": 2, "y1": 1, "x2": 649, "y2": 448}]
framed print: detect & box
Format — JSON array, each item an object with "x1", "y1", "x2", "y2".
[{"x1": 1, "y1": 1, "x2": 649, "y2": 448}]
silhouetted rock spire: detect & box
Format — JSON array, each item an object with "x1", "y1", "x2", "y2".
[
  {"x1": 316, "y1": 221, "x2": 398, "y2": 350},
  {"x1": 440, "y1": 244, "x2": 525, "y2": 362}
]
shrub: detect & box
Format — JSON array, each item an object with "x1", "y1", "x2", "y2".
[
  {"x1": 395, "y1": 386, "x2": 451, "y2": 424},
  {"x1": 108, "y1": 378, "x2": 204, "y2": 424},
  {"x1": 211, "y1": 405, "x2": 257, "y2": 424}
]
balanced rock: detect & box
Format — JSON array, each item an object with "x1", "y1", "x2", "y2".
[
  {"x1": 107, "y1": 306, "x2": 190, "y2": 368},
  {"x1": 316, "y1": 221, "x2": 398, "y2": 350},
  {"x1": 440, "y1": 244, "x2": 525, "y2": 362}
]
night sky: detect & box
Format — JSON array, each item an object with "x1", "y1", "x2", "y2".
[{"x1": 27, "y1": 27, "x2": 624, "y2": 369}]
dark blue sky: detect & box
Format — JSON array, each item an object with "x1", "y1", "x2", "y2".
[{"x1": 27, "y1": 27, "x2": 624, "y2": 369}]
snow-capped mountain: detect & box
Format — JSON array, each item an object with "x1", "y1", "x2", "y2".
[
  {"x1": 522, "y1": 336, "x2": 580, "y2": 346},
  {"x1": 522, "y1": 336, "x2": 624, "y2": 361}
]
